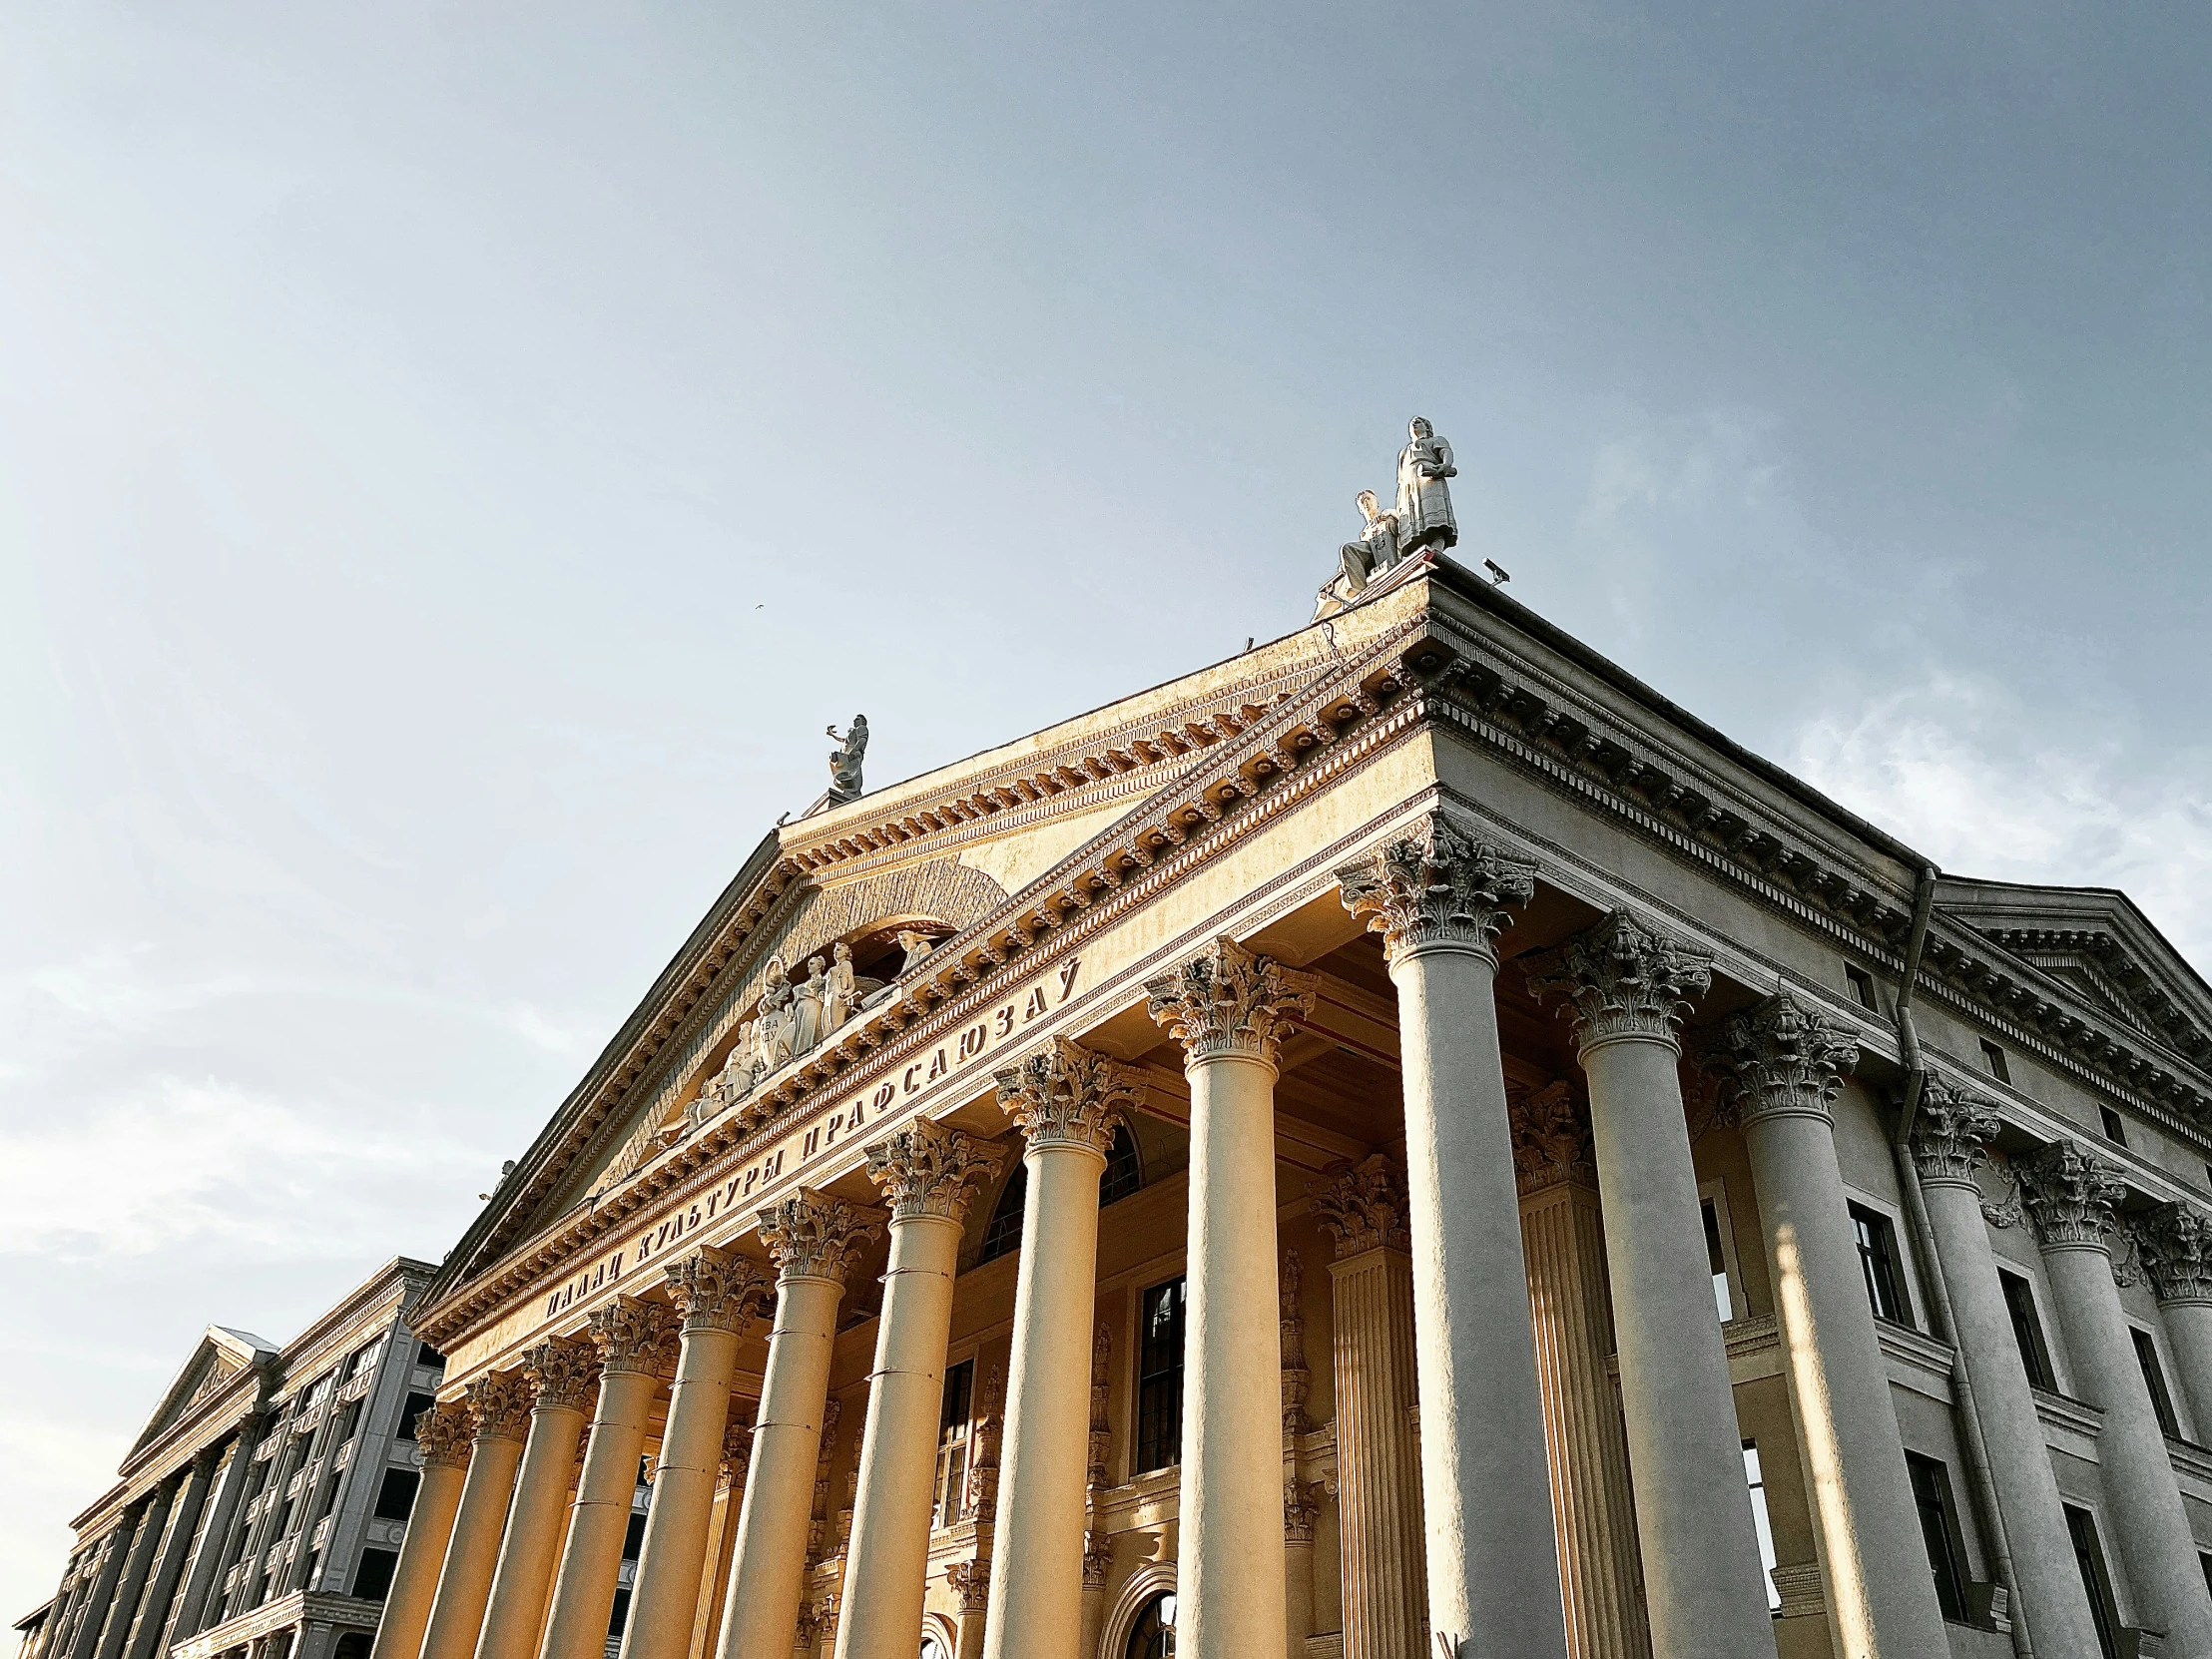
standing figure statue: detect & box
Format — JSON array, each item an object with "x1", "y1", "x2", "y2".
[
  {"x1": 1392, "y1": 416, "x2": 1457, "y2": 552},
  {"x1": 824, "y1": 942, "x2": 860, "y2": 1031},
  {"x1": 756, "y1": 955, "x2": 797, "y2": 1074},
  {"x1": 827, "y1": 716, "x2": 869, "y2": 802},
  {"x1": 790, "y1": 955, "x2": 829, "y2": 1056}
]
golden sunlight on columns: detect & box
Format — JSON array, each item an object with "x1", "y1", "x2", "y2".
[
  {"x1": 1338, "y1": 817, "x2": 1568, "y2": 1659},
  {"x1": 1145, "y1": 935, "x2": 1316, "y2": 1659},
  {"x1": 538, "y1": 1299, "x2": 681, "y2": 1659},
  {"x1": 365, "y1": 1405, "x2": 471, "y2": 1659},
  {"x1": 1702, "y1": 992, "x2": 1949, "y2": 1658},
  {"x1": 623, "y1": 1248, "x2": 774, "y2": 1659},
  {"x1": 715, "y1": 1193, "x2": 878, "y2": 1659},
  {"x1": 1525, "y1": 911, "x2": 1775, "y2": 1659},
  {"x1": 981, "y1": 1037, "x2": 1142, "y2": 1659},
  {"x1": 834, "y1": 1120, "x2": 1003, "y2": 1659},
  {"x1": 1509, "y1": 1084, "x2": 1648, "y2": 1659},
  {"x1": 1309, "y1": 1156, "x2": 1427, "y2": 1659},
  {"x1": 417, "y1": 1374, "x2": 532, "y2": 1659},
  {"x1": 473, "y1": 1339, "x2": 597, "y2": 1659},
  {"x1": 687, "y1": 1410, "x2": 753, "y2": 1659}
]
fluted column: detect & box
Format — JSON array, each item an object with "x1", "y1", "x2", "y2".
[
  {"x1": 2019, "y1": 1140, "x2": 2212, "y2": 1650},
  {"x1": 1525, "y1": 910, "x2": 1774, "y2": 1659},
  {"x1": 2139, "y1": 1203, "x2": 2212, "y2": 1440},
  {"x1": 834, "y1": 1119, "x2": 1003, "y2": 1659},
  {"x1": 367, "y1": 1405, "x2": 470, "y2": 1659},
  {"x1": 1703, "y1": 992, "x2": 1949, "y2": 1657},
  {"x1": 1309, "y1": 1155, "x2": 1426, "y2": 1659},
  {"x1": 625, "y1": 1249, "x2": 774, "y2": 1659},
  {"x1": 540, "y1": 1300, "x2": 681, "y2": 1659},
  {"x1": 125, "y1": 1452, "x2": 217, "y2": 1659},
  {"x1": 420, "y1": 1374, "x2": 533, "y2": 1659},
  {"x1": 473, "y1": 1340, "x2": 598, "y2": 1659},
  {"x1": 93, "y1": 1485, "x2": 171, "y2": 1659},
  {"x1": 1340, "y1": 818, "x2": 1569, "y2": 1659},
  {"x1": 1144, "y1": 934, "x2": 1315, "y2": 1659},
  {"x1": 981, "y1": 1038, "x2": 1142, "y2": 1659},
  {"x1": 1908, "y1": 1088, "x2": 2103, "y2": 1653},
  {"x1": 718, "y1": 1192, "x2": 879, "y2": 1659},
  {"x1": 1511, "y1": 1084, "x2": 1647, "y2": 1659}
]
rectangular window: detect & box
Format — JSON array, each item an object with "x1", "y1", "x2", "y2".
[
  {"x1": 1136, "y1": 1277, "x2": 1188, "y2": 1475},
  {"x1": 1845, "y1": 963, "x2": 1879, "y2": 1012},
  {"x1": 373, "y1": 1468, "x2": 418, "y2": 1522},
  {"x1": 1979, "y1": 1039, "x2": 2010, "y2": 1083},
  {"x1": 1742, "y1": 1442, "x2": 1781, "y2": 1613},
  {"x1": 398, "y1": 1392, "x2": 435, "y2": 1440},
  {"x1": 1701, "y1": 1199, "x2": 1735, "y2": 1323},
  {"x1": 416, "y1": 1342, "x2": 445, "y2": 1369},
  {"x1": 1998, "y1": 1269, "x2": 2056, "y2": 1391},
  {"x1": 2134, "y1": 1329, "x2": 2181, "y2": 1438},
  {"x1": 622, "y1": 1510, "x2": 646, "y2": 1561},
  {"x1": 2099, "y1": 1106, "x2": 2127, "y2": 1147},
  {"x1": 933, "y1": 1358, "x2": 975, "y2": 1529},
  {"x1": 2064, "y1": 1504, "x2": 2121, "y2": 1659},
  {"x1": 1850, "y1": 1203, "x2": 1911, "y2": 1327},
  {"x1": 1905, "y1": 1453, "x2": 1969, "y2": 1621},
  {"x1": 606, "y1": 1587, "x2": 632, "y2": 1640},
  {"x1": 351, "y1": 1549, "x2": 397, "y2": 1601}
]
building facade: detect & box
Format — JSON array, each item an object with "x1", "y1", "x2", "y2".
[{"x1": 28, "y1": 1261, "x2": 448, "y2": 1659}]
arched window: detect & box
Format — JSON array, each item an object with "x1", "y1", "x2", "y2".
[
  {"x1": 1101, "y1": 1122, "x2": 1142, "y2": 1205},
  {"x1": 978, "y1": 1164, "x2": 1026, "y2": 1263},
  {"x1": 920, "y1": 1635, "x2": 953, "y2": 1659},
  {"x1": 1124, "y1": 1591, "x2": 1176, "y2": 1658}
]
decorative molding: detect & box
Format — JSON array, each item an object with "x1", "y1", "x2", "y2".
[
  {"x1": 1335, "y1": 807, "x2": 1535, "y2": 965},
  {"x1": 412, "y1": 1403, "x2": 472, "y2": 1470},
  {"x1": 1509, "y1": 1081, "x2": 1595, "y2": 1195},
  {"x1": 965, "y1": 1361, "x2": 1004, "y2": 1524},
  {"x1": 1310, "y1": 1155, "x2": 1412, "y2": 1257},
  {"x1": 1699, "y1": 989, "x2": 1859, "y2": 1129},
  {"x1": 1523, "y1": 908, "x2": 1714, "y2": 1051},
  {"x1": 993, "y1": 1037, "x2": 1143, "y2": 1159},
  {"x1": 757, "y1": 1189, "x2": 881, "y2": 1285},
  {"x1": 1145, "y1": 935, "x2": 1318, "y2": 1068},
  {"x1": 864, "y1": 1117, "x2": 1005, "y2": 1225},
  {"x1": 520, "y1": 1338, "x2": 597, "y2": 1411},
  {"x1": 1280, "y1": 1248, "x2": 1311, "y2": 1436},
  {"x1": 586, "y1": 1297, "x2": 680, "y2": 1378},
  {"x1": 1284, "y1": 1475, "x2": 1321, "y2": 1545},
  {"x1": 662, "y1": 1244, "x2": 774, "y2": 1335},
  {"x1": 2138, "y1": 1202, "x2": 2212, "y2": 1307},
  {"x1": 462, "y1": 1372, "x2": 533, "y2": 1443},
  {"x1": 944, "y1": 1558, "x2": 990, "y2": 1615},
  {"x1": 2018, "y1": 1139, "x2": 2127, "y2": 1253},
  {"x1": 1908, "y1": 1082, "x2": 2004, "y2": 1189}
]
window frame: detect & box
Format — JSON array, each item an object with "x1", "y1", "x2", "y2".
[
  {"x1": 933, "y1": 1356, "x2": 977, "y2": 1529},
  {"x1": 1978, "y1": 1039, "x2": 2011, "y2": 1084},
  {"x1": 1134, "y1": 1276, "x2": 1188, "y2": 1477},
  {"x1": 1698, "y1": 1180, "x2": 1746, "y2": 1325},
  {"x1": 2063, "y1": 1503, "x2": 2122, "y2": 1659},
  {"x1": 2132, "y1": 1325, "x2": 2183, "y2": 1440},
  {"x1": 1847, "y1": 1199, "x2": 1914, "y2": 1328},
  {"x1": 1845, "y1": 962, "x2": 1880, "y2": 1013},
  {"x1": 1904, "y1": 1452, "x2": 1970, "y2": 1622},
  {"x1": 1996, "y1": 1267, "x2": 2058, "y2": 1393}
]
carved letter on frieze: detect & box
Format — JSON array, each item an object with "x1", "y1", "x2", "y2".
[
  {"x1": 464, "y1": 1371, "x2": 535, "y2": 1443},
  {"x1": 1699, "y1": 989, "x2": 1859, "y2": 1129},
  {"x1": 1907, "y1": 1081, "x2": 2004, "y2": 1188},
  {"x1": 1310, "y1": 1154, "x2": 1413, "y2": 1258},
  {"x1": 2138, "y1": 1203, "x2": 2212, "y2": 1307},
  {"x1": 2017, "y1": 1139, "x2": 2128, "y2": 1254},
  {"x1": 413, "y1": 1401, "x2": 475, "y2": 1470},
  {"x1": 521, "y1": 1337, "x2": 599, "y2": 1412},
  {"x1": 1144, "y1": 934, "x2": 1317, "y2": 1068},
  {"x1": 587, "y1": 1296, "x2": 682, "y2": 1377},
  {"x1": 1509, "y1": 1080, "x2": 1595, "y2": 1195},
  {"x1": 1336, "y1": 810, "x2": 1536, "y2": 966},
  {"x1": 756, "y1": 1188, "x2": 882, "y2": 1286},
  {"x1": 663, "y1": 1243, "x2": 776, "y2": 1335},
  {"x1": 994, "y1": 1036, "x2": 1144, "y2": 1159},
  {"x1": 863, "y1": 1116, "x2": 1006, "y2": 1225},
  {"x1": 1522, "y1": 908, "x2": 1714, "y2": 1052}
]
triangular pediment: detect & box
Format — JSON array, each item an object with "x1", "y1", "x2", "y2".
[{"x1": 128, "y1": 1326, "x2": 275, "y2": 1462}]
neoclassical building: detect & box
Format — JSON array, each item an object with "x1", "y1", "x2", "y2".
[
  {"x1": 26, "y1": 1262, "x2": 448, "y2": 1659},
  {"x1": 71, "y1": 533, "x2": 2212, "y2": 1659}
]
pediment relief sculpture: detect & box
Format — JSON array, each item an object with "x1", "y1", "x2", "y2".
[{"x1": 689, "y1": 940, "x2": 889, "y2": 1129}]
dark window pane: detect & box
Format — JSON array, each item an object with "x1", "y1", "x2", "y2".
[
  {"x1": 940, "y1": 1360, "x2": 974, "y2": 1434},
  {"x1": 2134, "y1": 1330, "x2": 2181, "y2": 1438},
  {"x1": 1850, "y1": 1204, "x2": 1909, "y2": 1327},
  {"x1": 415, "y1": 1342, "x2": 445, "y2": 1369},
  {"x1": 2064, "y1": 1505, "x2": 2120, "y2": 1659},
  {"x1": 351, "y1": 1549, "x2": 397, "y2": 1601},
  {"x1": 1979, "y1": 1040, "x2": 2010, "y2": 1083},
  {"x1": 1905, "y1": 1454, "x2": 1968, "y2": 1621},
  {"x1": 1123, "y1": 1591, "x2": 1176, "y2": 1658},
  {"x1": 1998, "y1": 1271, "x2": 2055, "y2": 1391},
  {"x1": 373, "y1": 1468, "x2": 419, "y2": 1523},
  {"x1": 606, "y1": 1587, "x2": 632, "y2": 1639},
  {"x1": 1101, "y1": 1124, "x2": 1143, "y2": 1206},
  {"x1": 398, "y1": 1392, "x2": 435, "y2": 1441},
  {"x1": 1136, "y1": 1278, "x2": 1187, "y2": 1475},
  {"x1": 622, "y1": 1510, "x2": 646, "y2": 1561},
  {"x1": 979, "y1": 1166, "x2": 1027, "y2": 1264}
]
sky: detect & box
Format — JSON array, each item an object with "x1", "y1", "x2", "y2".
[{"x1": 4, "y1": 0, "x2": 2210, "y2": 1609}]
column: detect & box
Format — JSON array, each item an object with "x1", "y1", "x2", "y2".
[
  {"x1": 94, "y1": 1487, "x2": 171, "y2": 1659},
  {"x1": 2141, "y1": 1202, "x2": 2212, "y2": 1435},
  {"x1": 689, "y1": 1412, "x2": 753, "y2": 1659},
  {"x1": 1340, "y1": 818, "x2": 1571, "y2": 1659},
  {"x1": 1143, "y1": 934, "x2": 1315, "y2": 1659},
  {"x1": 65, "y1": 1517, "x2": 135, "y2": 1659},
  {"x1": 170, "y1": 1417, "x2": 267, "y2": 1644},
  {"x1": 981, "y1": 1037, "x2": 1141, "y2": 1659},
  {"x1": 419, "y1": 1373, "x2": 533, "y2": 1659},
  {"x1": 365, "y1": 1406, "x2": 469, "y2": 1659},
  {"x1": 539, "y1": 1299, "x2": 680, "y2": 1659},
  {"x1": 1907, "y1": 1087, "x2": 2104, "y2": 1653},
  {"x1": 624, "y1": 1248, "x2": 773, "y2": 1659},
  {"x1": 1524, "y1": 910, "x2": 1774, "y2": 1659},
  {"x1": 1284, "y1": 1480, "x2": 1321, "y2": 1659},
  {"x1": 947, "y1": 1561, "x2": 989, "y2": 1659},
  {"x1": 2019, "y1": 1139, "x2": 2212, "y2": 1650},
  {"x1": 471, "y1": 1339, "x2": 595, "y2": 1659},
  {"x1": 1704, "y1": 991, "x2": 1950, "y2": 1656},
  {"x1": 1511, "y1": 1084, "x2": 1648, "y2": 1659},
  {"x1": 834, "y1": 1118, "x2": 1003, "y2": 1659},
  {"x1": 717, "y1": 1192, "x2": 879, "y2": 1659},
  {"x1": 126, "y1": 1452, "x2": 217, "y2": 1659},
  {"x1": 1309, "y1": 1155, "x2": 1426, "y2": 1659}
]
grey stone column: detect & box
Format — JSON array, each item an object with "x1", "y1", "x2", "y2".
[
  {"x1": 125, "y1": 1452, "x2": 217, "y2": 1659},
  {"x1": 1908, "y1": 1088, "x2": 2104, "y2": 1653},
  {"x1": 1526, "y1": 910, "x2": 1775, "y2": 1659},
  {"x1": 100, "y1": 1485, "x2": 174, "y2": 1659},
  {"x1": 1338, "y1": 817, "x2": 1569, "y2": 1659},
  {"x1": 1702, "y1": 992, "x2": 1950, "y2": 1657},
  {"x1": 171, "y1": 1419, "x2": 266, "y2": 1643},
  {"x1": 2018, "y1": 1140, "x2": 2212, "y2": 1650},
  {"x1": 2138, "y1": 1203, "x2": 2212, "y2": 1441},
  {"x1": 66, "y1": 1515, "x2": 138, "y2": 1659}
]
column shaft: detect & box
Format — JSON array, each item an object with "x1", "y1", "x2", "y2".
[
  {"x1": 624, "y1": 1324, "x2": 742, "y2": 1659},
  {"x1": 365, "y1": 1455, "x2": 464, "y2": 1659},
  {"x1": 170, "y1": 1423, "x2": 265, "y2": 1645},
  {"x1": 2162, "y1": 1302, "x2": 2212, "y2": 1441},
  {"x1": 540, "y1": 1368, "x2": 663, "y2": 1659},
  {"x1": 65, "y1": 1519, "x2": 134, "y2": 1659},
  {"x1": 419, "y1": 1431, "x2": 526, "y2": 1659},
  {"x1": 472, "y1": 1402, "x2": 590, "y2": 1659},
  {"x1": 1324, "y1": 1242, "x2": 1424, "y2": 1659},
  {"x1": 126, "y1": 1459, "x2": 215, "y2": 1659},
  {"x1": 94, "y1": 1489, "x2": 170, "y2": 1659}
]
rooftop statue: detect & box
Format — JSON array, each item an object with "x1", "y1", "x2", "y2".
[
  {"x1": 828, "y1": 715, "x2": 868, "y2": 803},
  {"x1": 1316, "y1": 417, "x2": 1456, "y2": 619}
]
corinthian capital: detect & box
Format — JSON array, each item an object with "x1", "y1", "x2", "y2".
[
  {"x1": 1310, "y1": 1154, "x2": 1412, "y2": 1257},
  {"x1": 994, "y1": 1036, "x2": 1144, "y2": 1158},
  {"x1": 721, "y1": 1412, "x2": 756, "y2": 1489},
  {"x1": 864, "y1": 1116, "x2": 1006, "y2": 1225},
  {"x1": 1336, "y1": 811, "x2": 1537, "y2": 966},
  {"x1": 2017, "y1": 1139, "x2": 2127, "y2": 1253},
  {"x1": 413, "y1": 1401, "x2": 474, "y2": 1470},
  {"x1": 1522, "y1": 909, "x2": 1713, "y2": 1052},
  {"x1": 521, "y1": 1337, "x2": 598, "y2": 1411},
  {"x1": 1144, "y1": 935, "x2": 1317, "y2": 1068},
  {"x1": 1908, "y1": 1081, "x2": 2003, "y2": 1187},
  {"x1": 588, "y1": 1296, "x2": 681, "y2": 1377},
  {"x1": 757, "y1": 1188, "x2": 881, "y2": 1285},
  {"x1": 1699, "y1": 989, "x2": 1859, "y2": 1130},
  {"x1": 1510, "y1": 1081, "x2": 1595, "y2": 1194},
  {"x1": 2137, "y1": 1203, "x2": 2212, "y2": 1306},
  {"x1": 463, "y1": 1371, "x2": 534, "y2": 1442},
  {"x1": 664, "y1": 1244, "x2": 775, "y2": 1335}
]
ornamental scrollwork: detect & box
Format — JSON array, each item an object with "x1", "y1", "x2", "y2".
[
  {"x1": 993, "y1": 1036, "x2": 1144, "y2": 1159},
  {"x1": 413, "y1": 1401, "x2": 474, "y2": 1470},
  {"x1": 757, "y1": 1188, "x2": 881, "y2": 1284},
  {"x1": 1509, "y1": 1080, "x2": 1595, "y2": 1194},
  {"x1": 2017, "y1": 1139, "x2": 2128, "y2": 1254},
  {"x1": 1699, "y1": 989, "x2": 1859, "y2": 1129},
  {"x1": 863, "y1": 1116, "x2": 1005, "y2": 1225},
  {"x1": 1310, "y1": 1154, "x2": 1412, "y2": 1257},
  {"x1": 1144, "y1": 935, "x2": 1317, "y2": 1068},
  {"x1": 464, "y1": 1371, "x2": 534, "y2": 1442},
  {"x1": 1522, "y1": 909, "x2": 1714, "y2": 1051},
  {"x1": 1907, "y1": 1081, "x2": 2003, "y2": 1189},
  {"x1": 587, "y1": 1296, "x2": 681, "y2": 1378},
  {"x1": 521, "y1": 1338, "x2": 598, "y2": 1411},
  {"x1": 2136, "y1": 1202, "x2": 2212, "y2": 1306},
  {"x1": 663, "y1": 1244, "x2": 775, "y2": 1335},
  {"x1": 1335, "y1": 810, "x2": 1536, "y2": 965}
]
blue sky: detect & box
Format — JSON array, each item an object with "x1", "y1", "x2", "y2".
[{"x1": 4, "y1": 2, "x2": 2209, "y2": 1604}]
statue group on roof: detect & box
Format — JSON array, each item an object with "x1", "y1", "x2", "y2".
[{"x1": 1316, "y1": 416, "x2": 1458, "y2": 619}]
